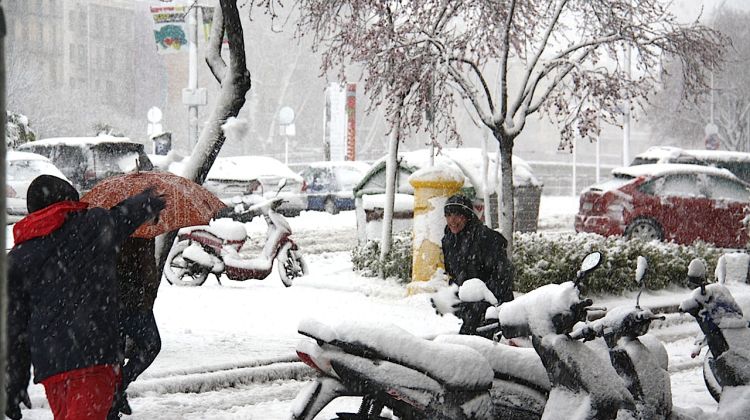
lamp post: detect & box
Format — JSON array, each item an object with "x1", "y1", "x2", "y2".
[{"x1": 279, "y1": 106, "x2": 295, "y2": 164}]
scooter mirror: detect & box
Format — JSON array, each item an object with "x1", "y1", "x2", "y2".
[
  {"x1": 687, "y1": 258, "x2": 707, "y2": 278},
  {"x1": 635, "y1": 256, "x2": 647, "y2": 309},
  {"x1": 715, "y1": 255, "x2": 727, "y2": 285},
  {"x1": 579, "y1": 252, "x2": 602, "y2": 274},
  {"x1": 635, "y1": 256, "x2": 648, "y2": 286},
  {"x1": 276, "y1": 178, "x2": 287, "y2": 195},
  {"x1": 687, "y1": 258, "x2": 708, "y2": 293}
]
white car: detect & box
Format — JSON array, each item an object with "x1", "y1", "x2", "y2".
[
  {"x1": 6, "y1": 150, "x2": 71, "y2": 223},
  {"x1": 204, "y1": 155, "x2": 308, "y2": 217}
]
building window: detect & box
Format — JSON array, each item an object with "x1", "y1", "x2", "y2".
[
  {"x1": 50, "y1": 63, "x2": 57, "y2": 84},
  {"x1": 78, "y1": 44, "x2": 86, "y2": 66},
  {"x1": 69, "y1": 43, "x2": 76, "y2": 64},
  {"x1": 68, "y1": 10, "x2": 76, "y2": 31}
]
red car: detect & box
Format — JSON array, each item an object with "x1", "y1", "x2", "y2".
[{"x1": 575, "y1": 164, "x2": 750, "y2": 248}]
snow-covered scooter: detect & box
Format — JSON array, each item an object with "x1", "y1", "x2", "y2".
[
  {"x1": 291, "y1": 277, "x2": 551, "y2": 420},
  {"x1": 163, "y1": 180, "x2": 308, "y2": 287},
  {"x1": 570, "y1": 256, "x2": 672, "y2": 419},
  {"x1": 678, "y1": 258, "x2": 750, "y2": 418},
  {"x1": 486, "y1": 252, "x2": 637, "y2": 420}
]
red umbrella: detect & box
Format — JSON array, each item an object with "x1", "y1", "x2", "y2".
[{"x1": 81, "y1": 171, "x2": 226, "y2": 238}]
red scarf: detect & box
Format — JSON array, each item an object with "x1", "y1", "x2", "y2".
[{"x1": 13, "y1": 201, "x2": 89, "y2": 244}]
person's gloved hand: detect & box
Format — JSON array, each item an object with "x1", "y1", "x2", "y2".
[
  {"x1": 6, "y1": 387, "x2": 31, "y2": 420},
  {"x1": 431, "y1": 284, "x2": 461, "y2": 316},
  {"x1": 142, "y1": 187, "x2": 167, "y2": 221}
]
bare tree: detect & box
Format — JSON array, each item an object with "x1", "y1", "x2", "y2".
[
  {"x1": 181, "y1": 0, "x2": 252, "y2": 183},
  {"x1": 647, "y1": 9, "x2": 750, "y2": 152},
  {"x1": 159, "y1": 0, "x2": 253, "y2": 267},
  {"x1": 296, "y1": 0, "x2": 727, "y2": 256}
]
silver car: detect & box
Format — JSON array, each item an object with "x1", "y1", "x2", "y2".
[{"x1": 204, "y1": 155, "x2": 307, "y2": 217}]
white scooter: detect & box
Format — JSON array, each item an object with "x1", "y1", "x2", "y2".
[
  {"x1": 163, "y1": 181, "x2": 308, "y2": 287},
  {"x1": 292, "y1": 278, "x2": 550, "y2": 420}
]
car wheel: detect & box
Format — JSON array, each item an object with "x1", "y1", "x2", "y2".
[
  {"x1": 324, "y1": 197, "x2": 339, "y2": 215},
  {"x1": 625, "y1": 218, "x2": 663, "y2": 242}
]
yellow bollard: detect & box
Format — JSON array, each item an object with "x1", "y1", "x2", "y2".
[{"x1": 407, "y1": 166, "x2": 464, "y2": 295}]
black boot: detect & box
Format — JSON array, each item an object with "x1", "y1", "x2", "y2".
[{"x1": 108, "y1": 381, "x2": 132, "y2": 418}]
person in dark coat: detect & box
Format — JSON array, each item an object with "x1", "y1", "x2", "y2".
[
  {"x1": 441, "y1": 194, "x2": 514, "y2": 335},
  {"x1": 6, "y1": 175, "x2": 165, "y2": 420},
  {"x1": 109, "y1": 237, "x2": 162, "y2": 418}
]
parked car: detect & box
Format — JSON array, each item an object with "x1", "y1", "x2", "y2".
[
  {"x1": 16, "y1": 135, "x2": 154, "y2": 193},
  {"x1": 631, "y1": 146, "x2": 750, "y2": 184},
  {"x1": 204, "y1": 155, "x2": 307, "y2": 217},
  {"x1": 6, "y1": 151, "x2": 71, "y2": 223},
  {"x1": 298, "y1": 161, "x2": 370, "y2": 214},
  {"x1": 575, "y1": 163, "x2": 750, "y2": 248}
]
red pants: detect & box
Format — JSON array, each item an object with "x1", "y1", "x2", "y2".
[{"x1": 41, "y1": 365, "x2": 120, "y2": 420}]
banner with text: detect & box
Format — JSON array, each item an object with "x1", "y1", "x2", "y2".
[{"x1": 150, "y1": 3, "x2": 188, "y2": 54}]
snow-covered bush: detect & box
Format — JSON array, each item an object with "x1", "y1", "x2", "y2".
[
  {"x1": 351, "y1": 232, "x2": 413, "y2": 283},
  {"x1": 513, "y1": 232, "x2": 723, "y2": 294},
  {"x1": 6, "y1": 110, "x2": 35, "y2": 148},
  {"x1": 353, "y1": 231, "x2": 724, "y2": 294}
]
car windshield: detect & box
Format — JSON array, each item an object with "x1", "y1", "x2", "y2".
[
  {"x1": 587, "y1": 174, "x2": 635, "y2": 192},
  {"x1": 92, "y1": 143, "x2": 153, "y2": 173}
]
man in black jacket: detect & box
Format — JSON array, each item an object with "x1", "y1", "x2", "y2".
[
  {"x1": 441, "y1": 194, "x2": 514, "y2": 335},
  {"x1": 6, "y1": 175, "x2": 165, "y2": 420}
]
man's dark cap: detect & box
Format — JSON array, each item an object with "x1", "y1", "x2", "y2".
[
  {"x1": 26, "y1": 175, "x2": 79, "y2": 213},
  {"x1": 444, "y1": 194, "x2": 475, "y2": 219}
]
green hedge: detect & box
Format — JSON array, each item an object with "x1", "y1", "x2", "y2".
[
  {"x1": 351, "y1": 231, "x2": 413, "y2": 283},
  {"x1": 352, "y1": 232, "x2": 724, "y2": 294}
]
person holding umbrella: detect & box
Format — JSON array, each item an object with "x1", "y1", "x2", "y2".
[
  {"x1": 6, "y1": 175, "x2": 166, "y2": 420},
  {"x1": 79, "y1": 170, "x2": 227, "y2": 418},
  {"x1": 109, "y1": 237, "x2": 162, "y2": 418}
]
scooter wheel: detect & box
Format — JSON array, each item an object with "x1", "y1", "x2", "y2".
[
  {"x1": 164, "y1": 240, "x2": 210, "y2": 287},
  {"x1": 278, "y1": 247, "x2": 309, "y2": 287}
]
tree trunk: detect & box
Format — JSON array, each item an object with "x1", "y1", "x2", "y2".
[
  {"x1": 495, "y1": 130, "x2": 515, "y2": 258},
  {"x1": 158, "y1": 0, "x2": 252, "y2": 271},
  {"x1": 379, "y1": 100, "x2": 404, "y2": 277},
  {"x1": 481, "y1": 130, "x2": 492, "y2": 228}
]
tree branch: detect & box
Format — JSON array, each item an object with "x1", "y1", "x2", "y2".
[{"x1": 206, "y1": 3, "x2": 227, "y2": 82}]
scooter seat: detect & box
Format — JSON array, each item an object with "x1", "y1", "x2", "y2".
[
  {"x1": 435, "y1": 334, "x2": 551, "y2": 392},
  {"x1": 299, "y1": 319, "x2": 493, "y2": 391},
  {"x1": 178, "y1": 219, "x2": 247, "y2": 242}
]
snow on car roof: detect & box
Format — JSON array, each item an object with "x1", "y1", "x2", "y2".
[
  {"x1": 613, "y1": 163, "x2": 737, "y2": 179},
  {"x1": 23, "y1": 135, "x2": 140, "y2": 147},
  {"x1": 635, "y1": 146, "x2": 750, "y2": 163},
  {"x1": 7, "y1": 150, "x2": 53, "y2": 161},
  {"x1": 207, "y1": 155, "x2": 303, "y2": 182},
  {"x1": 366, "y1": 147, "x2": 541, "y2": 192},
  {"x1": 306, "y1": 161, "x2": 371, "y2": 171}
]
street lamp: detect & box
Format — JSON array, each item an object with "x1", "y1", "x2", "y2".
[{"x1": 279, "y1": 106, "x2": 295, "y2": 164}]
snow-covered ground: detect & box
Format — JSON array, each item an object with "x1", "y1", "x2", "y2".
[{"x1": 14, "y1": 195, "x2": 749, "y2": 419}]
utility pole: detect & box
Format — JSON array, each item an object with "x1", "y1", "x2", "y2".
[
  {"x1": 183, "y1": 3, "x2": 206, "y2": 150},
  {"x1": 187, "y1": 5, "x2": 199, "y2": 149},
  {"x1": 623, "y1": 42, "x2": 631, "y2": 167}
]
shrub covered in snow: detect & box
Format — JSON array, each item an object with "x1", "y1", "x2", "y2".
[
  {"x1": 6, "y1": 111, "x2": 35, "y2": 148},
  {"x1": 351, "y1": 232, "x2": 413, "y2": 283},
  {"x1": 352, "y1": 231, "x2": 725, "y2": 294},
  {"x1": 513, "y1": 232, "x2": 723, "y2": 294}
]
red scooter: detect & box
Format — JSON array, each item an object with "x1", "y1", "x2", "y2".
[{"x1": 163, "y1": 186, "x2": 308, "y2": 287}]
